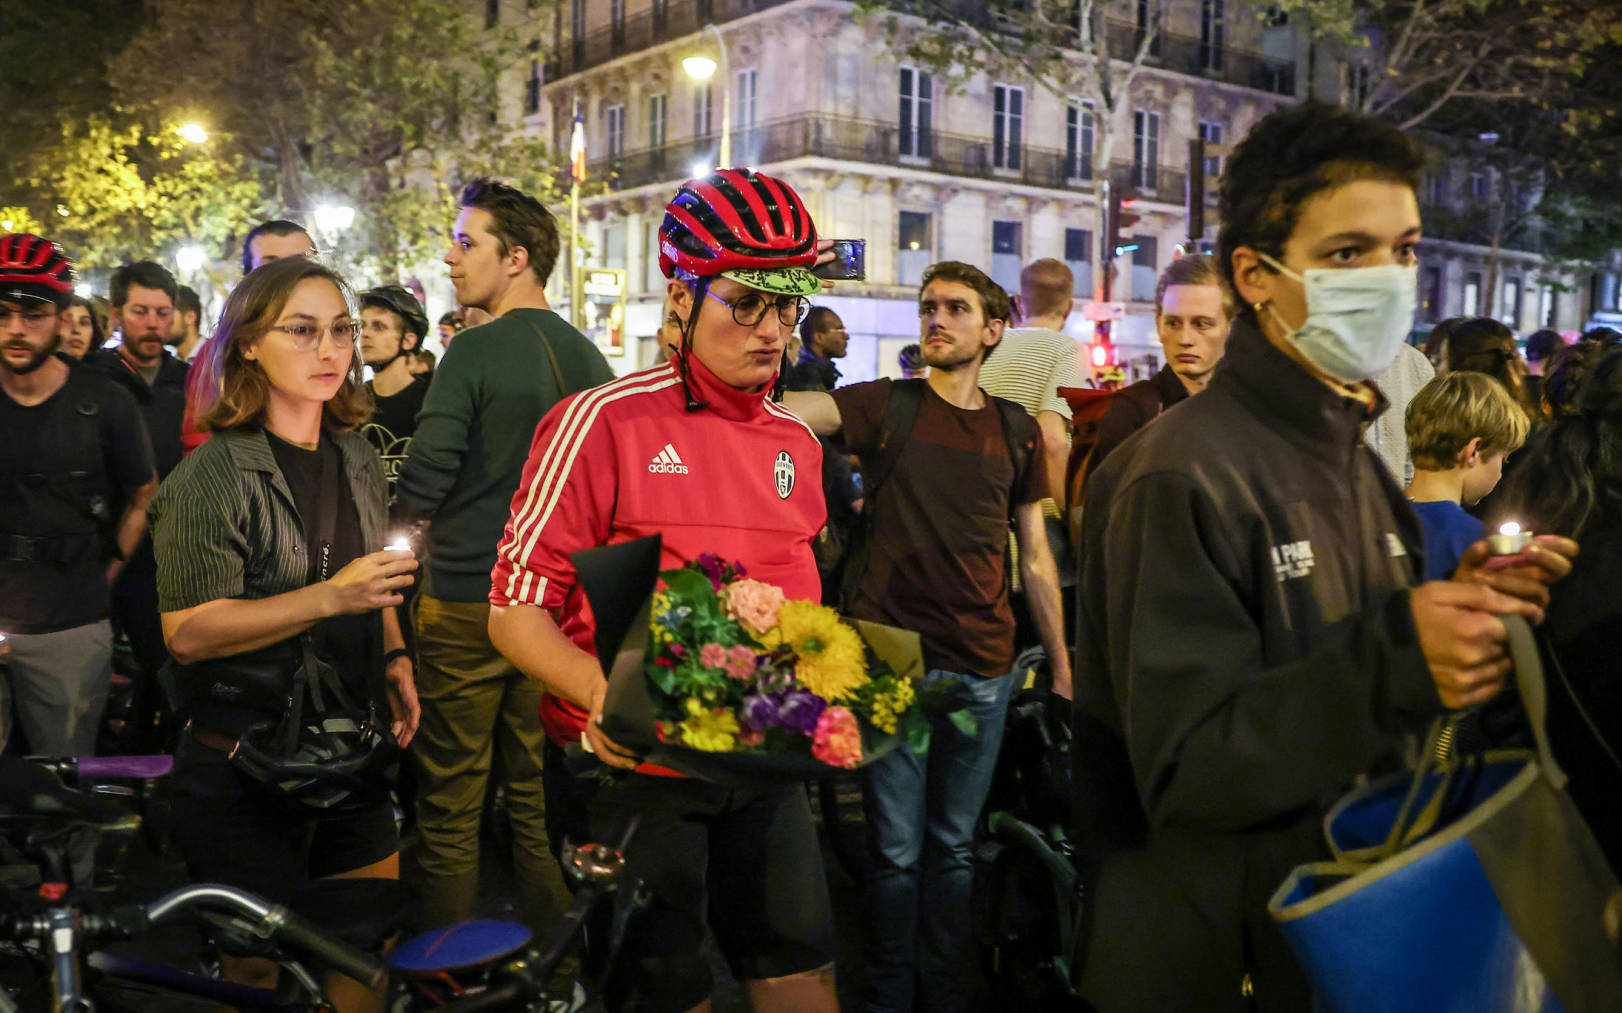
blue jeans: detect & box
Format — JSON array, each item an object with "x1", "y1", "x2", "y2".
[{"x1": 861, "y1": 668, "x2": 1018, "y2": 1013}]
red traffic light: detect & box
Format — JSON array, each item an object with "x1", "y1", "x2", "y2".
[{"x1": 1091, "y1": 342, "x2": 1112, "y2": 367}]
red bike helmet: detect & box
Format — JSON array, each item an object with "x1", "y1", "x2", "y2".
[
  {"x1": 659, "y1": 169, "x2": 820, "y2": 297},
  {"x1": 0, "y1": 234, "x2": 75, "y2": 308}
]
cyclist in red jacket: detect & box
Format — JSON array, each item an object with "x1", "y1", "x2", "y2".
[{"x1": 488, "y1": 169, "x2": 837, "y2": 1013}]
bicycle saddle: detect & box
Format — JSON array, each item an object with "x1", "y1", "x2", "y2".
[
  {"x1": 0, "y1": 757, "x2": 134, "y2": 828},
  {"x1": 388, "y1": 919, "x2": 534, "y2": 976}
]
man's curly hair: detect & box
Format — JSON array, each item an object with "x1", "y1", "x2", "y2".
[{"x1": 1217, "y1": 102, "x2": 1427, "y2": 312}]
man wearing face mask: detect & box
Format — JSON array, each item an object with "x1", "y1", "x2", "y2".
[{"x1": 1071, "y1": 103, "x2": 1578, "y2": 1012}]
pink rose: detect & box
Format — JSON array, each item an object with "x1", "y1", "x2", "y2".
[
  {"x1": 811, "y1": 706, "x2": 862, "y2": 769},
  {"x1": 724, "y1": 645, "x2": 757, "y2": 681},
  {"x1": 724, "y1": 579, "x2": 786, "y2": 633},
  {"x1": 699, "y1": 643, "x2": 728, "y2": 669}
]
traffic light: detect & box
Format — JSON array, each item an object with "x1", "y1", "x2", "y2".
[{"x1": 1107, "y1": 186, "x2": 1142, "y2": 264}]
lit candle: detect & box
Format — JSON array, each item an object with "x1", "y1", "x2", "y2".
[
  {"x1": 386, "y1": 533, "x2": 413, "y2": 553},
  {"x1": 1488, "y1": 521, "x2": 1533, "y2": 555}
]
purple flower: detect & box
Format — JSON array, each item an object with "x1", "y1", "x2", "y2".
[
  {"x1": 692, "y1": 552, "x2": 750, "y2": 590},
  {"x1": 778, "y1": 689, "x2": 827, "y2": 735},
  {"x1": 741, "y1": 694, "x2": 783, "y2": 732}
]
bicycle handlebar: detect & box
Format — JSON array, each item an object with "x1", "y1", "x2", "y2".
[{"x1": 145, "y1": 884, "x2": 386, "y2": 987}]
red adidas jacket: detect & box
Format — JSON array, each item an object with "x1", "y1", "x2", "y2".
[{"x1": 490, "y1": 354, "x2": 827, "y2": 747}]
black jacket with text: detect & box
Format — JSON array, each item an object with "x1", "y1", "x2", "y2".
[{"x1": 1073, "y1": 317, "x2": 1442, "y2": 1012}]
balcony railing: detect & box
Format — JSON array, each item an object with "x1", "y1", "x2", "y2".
[
  {"x1": 586, "y1": 113, "x2": 1189, "y2": 200},
  {"x1": 547, "y1": 0, "x2": 1297, "y2": 97},
  {"x1": 547, "y1": 0, "x2": 799, "y2": 80}
]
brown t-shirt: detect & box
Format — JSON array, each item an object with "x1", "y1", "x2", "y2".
[{"x1": 831, "y1": 379, "x2": 1047, "y2": 678}]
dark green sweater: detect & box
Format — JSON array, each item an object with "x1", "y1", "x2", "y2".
[{"x1": 395, "y1": 308, "x2": 614, "y2": 602}]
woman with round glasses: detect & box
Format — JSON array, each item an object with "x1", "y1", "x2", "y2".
[
  {"x1": 489, "y1": 169, "x2": 838, "y2": 1013},
  {"x1": 151, "y1": 257, "x2": 420, "y2": 1013}
]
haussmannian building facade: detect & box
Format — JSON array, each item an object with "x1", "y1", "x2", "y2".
[{"x1": 476, "y1": 0, "x2": 1603, "y2": 379}]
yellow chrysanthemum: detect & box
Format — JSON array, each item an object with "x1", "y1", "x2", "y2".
[
  {"x1": 869, "y1": 678, "x2": 915, "y2": 734},
  {"x1": 679, "y1": 698, "x2": 739, "y2": 752},
  {"x1": 650, "y1": 592, "x2": 674, "y2": 644},
  {"x1": 764, "y1": 601, "x2": 868, "y2": 702}
]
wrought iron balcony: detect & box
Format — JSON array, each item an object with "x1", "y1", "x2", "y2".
[{"x1": 584, "y1": 112, "x2": 1189, "y2": 200}]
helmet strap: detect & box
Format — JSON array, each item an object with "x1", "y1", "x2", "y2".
[{"x1": 678, "y1": 277, "x2": 711, "y2": 413}]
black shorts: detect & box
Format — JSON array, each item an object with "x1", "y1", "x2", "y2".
[
  {"x1": 584, "y1": 772, "x2": 835, "y2": 1013},
  {"x1": 169, "y1": 737, "x2": 400, "y2": 911}
]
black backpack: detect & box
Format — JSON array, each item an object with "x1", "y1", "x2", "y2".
[{"x1": 837, "y1": 379, "x2": 1038, "y2": 612}]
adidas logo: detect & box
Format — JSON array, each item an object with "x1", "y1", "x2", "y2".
[{"x1": 648, "y1": 443, "x2": 689, "y2": 475}]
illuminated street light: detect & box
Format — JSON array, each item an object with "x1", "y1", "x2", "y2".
[
  {"x1": 313, "y1": 205, "x2": 355, "y2": 233},
  {"x1": 56, "y1": 205, "x2": 69, "y2": 217},
  {"x1": 682, "y1": 24, "x2": 730, "y2": 168},
  {"x1": 689, "y1": 160, "x2": 710, "y2": 179},
  {"x1": 1, "y1": 221, "x2": 11, "y2": 232},
  {"x1": 74, "y1": 282, "x2": 92, "y2": 298},
  {"x1": 682, "y1": 56, "x2": 717, "y2": 81},
  {"x1": 176, "y1": 246, "x2": 206, "y2": 273},
  {"x1": 178, "y1": 123, "x2": 209, "y2": 144}
]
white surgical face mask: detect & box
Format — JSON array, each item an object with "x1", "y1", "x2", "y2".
[{"x1": 1259, "y1": 254, "x2": 1417, "y2": 382}]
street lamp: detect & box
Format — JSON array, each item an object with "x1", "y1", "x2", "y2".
[
  {"x1": 176, "y1": 246, "x2": 205, "y2": 273},
  {"x1": 313, "y1": 205, "x2": 356, "y2": 233},
  {"x1": 74, "y1": 282, "x2": 92, "y2": 298},
  {"x1": 682, "y1": 24, "x2": 730, "y2": 169},
  {"x1": 178, "y1": 123, "x2": 209, "y2": 144}
]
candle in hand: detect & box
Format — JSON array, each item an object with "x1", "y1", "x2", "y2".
[{"x1": 1487, "y1": 521, "x2": 1533, "y2": 555}]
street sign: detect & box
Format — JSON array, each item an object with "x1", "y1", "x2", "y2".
[{"x1": 1081, "y1": 301, "x2": 1126, "y2": 322}]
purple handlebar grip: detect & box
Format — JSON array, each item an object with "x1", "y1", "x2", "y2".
[{"x1": 77, "y1": 755, "x2": 175, "y2": 779}]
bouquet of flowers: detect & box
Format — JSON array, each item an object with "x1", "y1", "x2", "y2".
[{"x1": 576, "y1": 537, "x2": 926, "y2": 782}]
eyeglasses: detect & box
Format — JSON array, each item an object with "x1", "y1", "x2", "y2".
[
  {"x1": 0, "y1": 307, "x2": 58, "y2": 326},
  {"x1": 269, "y1": 321, "x2": 360, "y2": 352},
  {"x1": 705, "y1": 290, "x2": 809, "y2": 328}
]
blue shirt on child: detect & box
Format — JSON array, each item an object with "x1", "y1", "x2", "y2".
[{"x1": 1412, "y1": 500, "x2": 1485, "y2": 581}]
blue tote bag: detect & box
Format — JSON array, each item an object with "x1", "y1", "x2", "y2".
[{"x1": 1269, "y1": 616, "x2": 1622, "y2": 1013}]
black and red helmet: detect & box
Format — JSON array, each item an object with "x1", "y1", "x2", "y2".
[
  {"x1": 659, "y1": 169, "x2": 819, "y2": 296},
  {"x1": 0, "y1": 234, "x2": 75, "y2": 308}
]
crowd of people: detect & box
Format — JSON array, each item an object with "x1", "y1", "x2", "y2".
[{"x1": 2, "y1": 97, "x2": 1620, "y2": 1013}]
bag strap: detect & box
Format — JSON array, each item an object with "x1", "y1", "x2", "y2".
[
  {"x1": 837, "y1": 380, "x2": 925, "y2": 612},
  {"x1": 1376, "y1": 612, "x2": 1566, "y2": 857},
  {"x1": 1502, "y1": 611, "x2": 1567, "y2": 789},
  {"x1": 990, "y1": 395, "x2": 1038, "y2": 519},
  {"x1": 862, "y1": 379, "x2": 926, "y2": 501},
  {"x1": 515, "y1": 312, "x2": 575, "y2": 401},
  {"x1": 310, "y1": 439, "x2": 340, "y2": 584},
  {"x1": 1544, "y1": 633, "x2": 1622, "y2": 778}
]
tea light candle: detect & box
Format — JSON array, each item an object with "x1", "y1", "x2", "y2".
[
  {"x1": 1487, "y1": 521, "x2": 1533, "y2": 555},
  {"x1": 386, "y1": 534, "x2": 413, "y2": 552}
]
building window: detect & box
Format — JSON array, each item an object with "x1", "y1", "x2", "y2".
[
  {"x1": 1200, "y1": 0, "x2": 1225, "y2": 70},
  {"x1": 991, "y1": 219, "x2": 1023, "y2": 291},
  {"x1": 1424, "y1": 173, "x2": 1448, "y2": 205},
  {"x1": 1133, "y1": 109, "x2": 1160, "y2": 190},
  {"x1": 1066, "y1": 101, "x2": 1094, "y2": 180},
  {"x1": 899, "y1": 67, "x2": 933, "y2": 158},
  {"x1": 604, "y1": 103, "x2": 625, "y2": 157},
  {"x1": 1065, "y1": 227, "x2": 1093, "y2": 297},
  {"x1": 1469, "y1": 172, "x2": 1489, "y2": 199},
  {"x1": 1539, "y1": 284, "x2": 1555, "y2": 326},
  {"x1": 1501, "y1": 277, "x2": 1522, "y2": 326},
  {"x1": 1197, "y1": 120, "x2": 1224, "y2": 178},
  {"x1": 993, "y1": 84, "x2": 1024, "y2": 171},
  {"x1": 524, "y1": 59, "x2": 542, "y2": 116},
  {"x1": 1464, "y1": 271, "x2": 1483, "y2": 316},
  {"x1": 1136, "y1": 0, "x2": 1162, "y2": 56},
  {"x1": 1130, "y1": 237, "x2": 1159, "y2": 302},
  {"x1": 486, "y1": 0, "x2": 500, "y2": 29},
  {"x1": 1349, "y1": 64, "x2": 1372, "y2": 107},
  {"x1": 610, "y1": 0, "x2": 625, "y2": 34},
  {"x1": 736, "y1": 69, "x2": 758, "y2": 130},
  {"x1": 693, "y1": 81, "x2": 713, "y2": 137},
  {"x1": 648, "y1": 93, "x2": 667, "y2": 147},
  {"x1": 644, "y1": 219, "x2": 662, "y2": 292},
  {"x1": 898, "y1": 211, "x2": 933, "y2": 286},
  {"x1": 1421, "y1": 265, "x2": 1443, "y2": 322}
]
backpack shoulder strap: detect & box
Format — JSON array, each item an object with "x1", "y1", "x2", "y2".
[
  {"x1": 990, "y1": 394, "x2": 1039, "y2": 515},
  {"x1": 861, "y1": 378, "x2": 926, "y2": 501}
]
